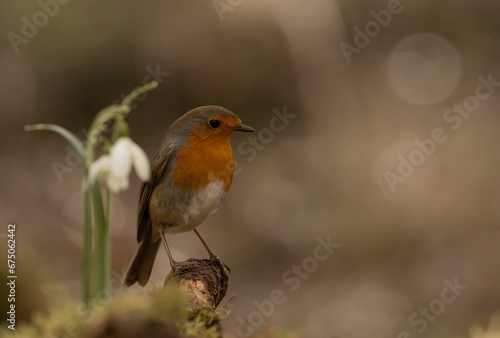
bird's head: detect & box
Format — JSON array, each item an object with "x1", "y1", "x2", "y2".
[{"x1": 170, "y1": 106, "x2": 255, "y2": 144}]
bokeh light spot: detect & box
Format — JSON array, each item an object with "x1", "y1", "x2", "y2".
[{"x1": 387, "y1": 33, "x2": 462, "y2": 106}]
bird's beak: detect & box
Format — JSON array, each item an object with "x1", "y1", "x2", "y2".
[{"x1": 233, "y1": 123, "x2": 255, "y2": 132}]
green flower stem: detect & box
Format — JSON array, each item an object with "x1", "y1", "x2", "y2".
[
  {"x1": 91, "y1": 183, "x2": 108, "y2": 295},
  {"x1": 84, "y1": 105, "x2": 127, "y2": 298},
  {"x1": 86, "y1": 81, "x2": 158, "y2": 151},
  {"x1": 85, "y1": 105, "x2": 128, "y2": 167},
  {"x1": 122, "y1": 80, "x2": 158, "y2": 106},
  {"x1": 84, "y1": 80, "x2": 159, "y2": 296},
  {"x1": 82, "y1": 181, "x2": 93, "y2": 304},
  {"x1": 85, "y1": 80, "x2": 158, "y2": 156}
]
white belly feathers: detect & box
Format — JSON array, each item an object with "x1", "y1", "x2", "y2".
[{"x1": 172, "y1": 180, "x2": 226, "y2": 232}]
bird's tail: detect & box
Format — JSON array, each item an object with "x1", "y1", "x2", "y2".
[{"x1": 122, "y1": 238, "x2": 160, "y2": 287}]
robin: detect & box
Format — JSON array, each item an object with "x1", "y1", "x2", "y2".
[{"x1": 123, "y1": 105, "x2": 255, "y2": 286}]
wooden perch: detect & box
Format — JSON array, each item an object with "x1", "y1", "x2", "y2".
[
  {"x1": 165, "y1": 257, "x2": 231, "y2": 335},
  {"x1": 165, "y1": 257, "x2": 230, "y2": 309}
]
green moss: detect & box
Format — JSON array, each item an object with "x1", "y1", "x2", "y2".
[
  {"x1": 0, "y1": 284, "x2": 184, "y2": 338},
  {"x1": 0, "y1": 283, "x2": 302, "y2": 338},
  {"x1": 183, "y1": 307, "x2": 222, "y2": 338}
]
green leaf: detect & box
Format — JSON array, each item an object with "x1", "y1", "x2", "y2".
[{"x1": 24, "y1": 124, "x2": 85, "y2": 158}]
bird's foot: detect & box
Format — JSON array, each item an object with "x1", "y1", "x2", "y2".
[
  {"x1": 210, "y1": 254, "x2": 231, "y2": 276},
  {"x1": 169, "y1": 259, "x2": 180, "y2": 271}
]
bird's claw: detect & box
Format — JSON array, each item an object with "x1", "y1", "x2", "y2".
[
  {"x1": 169, "y1": 260, "x2": 180, "y2": 271},
  {"x1": 210, "y1": 254, "x2": 231, "y2": 275}
]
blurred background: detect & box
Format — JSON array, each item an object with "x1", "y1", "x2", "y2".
[{"x1": 2, "y1": 0, "x2": 500, "y2": 337}]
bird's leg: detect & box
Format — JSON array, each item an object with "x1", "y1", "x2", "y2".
[
  {"x1": 194, "y1": 228, "x2": 216, "y2": 257},
  {"x1": 160, "y1": 232, "x2": 178, "y2": 269},
  {"x1": 193, "y1": 229, "x2": 231, "y2": 274}
]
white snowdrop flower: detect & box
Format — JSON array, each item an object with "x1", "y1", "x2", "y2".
[{"x1": 88, "y1": 137, "x2": 150, "y2": 193}]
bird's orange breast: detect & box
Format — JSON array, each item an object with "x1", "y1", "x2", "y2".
[{"x1": 171, "y1": 134, "x2": 235, "y2": 193}]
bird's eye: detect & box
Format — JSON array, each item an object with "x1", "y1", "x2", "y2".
[{"x1": 209, "y1": 119, "x2": 221, "y2": 129}]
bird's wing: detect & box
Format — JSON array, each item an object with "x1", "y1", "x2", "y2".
[{"x1": 136, "y1": 142, "x2": 175, "y2": 243}]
